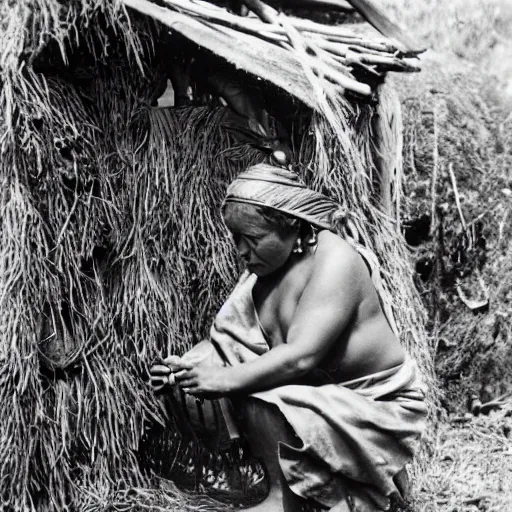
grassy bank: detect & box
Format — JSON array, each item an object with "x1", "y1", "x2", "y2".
[{"x1": 384, "y1": 1, "x2": 512, "y2": 510}]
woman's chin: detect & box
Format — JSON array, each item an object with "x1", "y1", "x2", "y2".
[
  {"x1": 248, "y1": 263, "x2": 282, "y2": 277},
  {"x1": 247, "y1": 263, "x2": 263, "y2": 275}
]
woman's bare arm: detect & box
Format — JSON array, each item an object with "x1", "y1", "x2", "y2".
[{"x1": 175, "y1": 236, "x2": 365, "y2": 396}]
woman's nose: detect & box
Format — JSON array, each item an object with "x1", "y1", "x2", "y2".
[{"x1": 236, "y1": 237, "x2": 251, "y2": 259}]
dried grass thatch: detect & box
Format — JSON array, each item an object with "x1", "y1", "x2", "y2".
[{"x1": 0, "y1": 1, "x2": 437, "y2": 510}]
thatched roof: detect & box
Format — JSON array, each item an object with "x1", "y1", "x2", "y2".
[
  {"x1": 122, "y1": 0, "x2": 422, "y2": 111},
  {"x1": 0, "y1": 0, "x2": 422, "y2": 135}
]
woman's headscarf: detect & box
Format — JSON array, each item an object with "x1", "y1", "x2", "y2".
[{"x1": 223, "y1": 163, "x2": 346, "y2": 232}]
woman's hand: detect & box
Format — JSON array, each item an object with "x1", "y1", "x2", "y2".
[
  {"x1": 174, "y1": 362, "x2": 231, "y2": 399},
  {"x1": 149, "y1": 355, "x2": 183, "y2": 392},
  {"x1": 149, "y1": 363, "x2": 174, "y2": 392}
]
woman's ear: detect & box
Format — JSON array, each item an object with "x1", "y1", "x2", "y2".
[{"x1": 283, "y1": 218, "x2": 300, "y2": 237}]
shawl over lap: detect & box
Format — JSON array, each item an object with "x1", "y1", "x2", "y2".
[{"x1": 254, "y1": 362, "x2": 427, "y2": 511}]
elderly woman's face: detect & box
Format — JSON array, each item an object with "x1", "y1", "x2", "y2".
[{"x1": 223, "y1": 204, "x2": 298, "y2": 277}]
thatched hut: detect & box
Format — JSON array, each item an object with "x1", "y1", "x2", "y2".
[{"x1": 0, "y1": 1, "x2": 437, "y2": 510}]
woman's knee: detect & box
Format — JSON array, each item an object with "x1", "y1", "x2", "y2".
[
  {"x1": 239, "y1": 397, "x2": 284, "y2": 430},
  {"x1": 237, "y1": 397, "x2": 301, "y2": 450}
]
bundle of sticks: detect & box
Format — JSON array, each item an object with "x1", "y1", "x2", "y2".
[{"x1": 124, "y1": 0, "x2": 422, "y2": 97}]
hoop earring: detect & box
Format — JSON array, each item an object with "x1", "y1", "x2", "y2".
[
  {"x1": 292, "y1": 237, "x2": 303, "y2": 254},
  {"x1": 306, "y1": 228, "x2": 318, "y2": 247}
]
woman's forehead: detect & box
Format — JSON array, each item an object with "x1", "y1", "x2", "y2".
[{"x1": 223, "y1": 203, "x2": 270, "y2": 233}]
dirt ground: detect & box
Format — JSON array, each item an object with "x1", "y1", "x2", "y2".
[{"x1": 412, "y1": 409, "x2": 512, "y2": 512}]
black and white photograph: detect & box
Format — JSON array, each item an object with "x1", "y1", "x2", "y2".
[{"x1": 0, "y1": 0, "x2": 511, "y2": 510}]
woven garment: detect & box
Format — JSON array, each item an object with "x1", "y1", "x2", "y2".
[{"x1": 253, "y1": 361, "x2": 426, "y2": 511}]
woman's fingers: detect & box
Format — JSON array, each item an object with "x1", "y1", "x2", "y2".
[
  {"x1": 148, "y1": 358, "x2": 197, "y2": 395},
  {"x1": 161, "y1": 356, "x2": 195, "y2": 371},
  {"x1": 150, "y1": 364, "x2": 171, "y2": 376},
  {"x1": 149, "y1": 375, "x2": 168, "y2": 391},
  {"x1": 174, "y1": 368, "x2": 194, "y2": 380},
  {"x1": 148, "y1": 372, "x2": 178, "y2": 391},
  {"x1": 162, "y1": 355, "x2": 182, "y2": 366},
  {"x1": 173, "y1": 361, "x2": 195, "y2": 371},
  {"x1": 174, "y1": 369, "x2": 198, "y2": 390},
  {"x1": 150, "y1": 374, "x2": 167, "y2": 384},
  {"x1": 176, "y1": 374, "x2": 197, "y2": 386},
  {"x1": 161, "y1": 355, "x2": 195, "y2": 373}
]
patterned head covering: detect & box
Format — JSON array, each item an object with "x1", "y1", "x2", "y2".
[{"x1": 223, "y1": 163, "x2": 346, "y2": 231}]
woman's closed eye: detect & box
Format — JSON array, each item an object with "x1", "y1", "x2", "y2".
[
  {"x1": 231, "y1": 233, "x2": 260, "y2": 245},
  {"x1": 244, "y1": 234, "x2": 261, "y2": 244}
]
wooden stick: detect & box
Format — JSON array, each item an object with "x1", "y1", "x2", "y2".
[
  {"x1": 307, "y1": 34, "x2": 397, "y2": 53},
  {"x1": 429, "y1": 103, "x2": 439, "y2": 237},
  {"x1": 285, "y1": 16, "x2": 370, "y2": 38},
  {"x1": 348, "y1": 45, "x2": 394, "y2": 57},
  {"x1": 315, "y1": 49, "x2": 354, "y2": 76},
  {"x1": 344, "y1": 0, "x2": 424, "y2": 54},
  {"x1": 201, "y1": 18, "x2": 288, "y2": 42},
  {"x1": 448, "y1": 162, "x2": 467, "y2": 230},
  {"x1": 348, "y1": 52, "x2": 420, "y2": 71},
  {"x1": 269, "y1": 0, "x2": 355, "y2": 11},
  {"x1": 240, "y1": 0, "x2": 279, "y2": 23},
  {"x1": 162, "y1": 0, "x2": 284, "y2": 32}
]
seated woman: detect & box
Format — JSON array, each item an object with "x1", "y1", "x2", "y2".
[{"x1": 151, "y1": 163, "x2": 427, "y2": 512}]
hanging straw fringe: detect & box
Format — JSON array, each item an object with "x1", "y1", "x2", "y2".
[{"x1": 373, "y1": 80, "x2": 404, "y2": 225}]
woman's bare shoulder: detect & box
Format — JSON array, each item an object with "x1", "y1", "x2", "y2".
[
  {"x1": 315, "y1": 230, "x2": 361, "y2": 266},
  {"x1": 308, "y1": 230, "x2": 367, "y2": 292}
]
